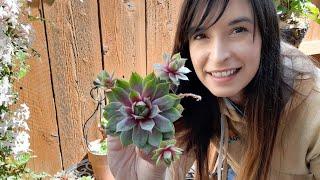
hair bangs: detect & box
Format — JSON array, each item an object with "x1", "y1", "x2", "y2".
[{"x1": 187, "y1": 0, "x2": 230, "y2": 39}]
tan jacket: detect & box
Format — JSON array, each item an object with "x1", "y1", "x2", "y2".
[{"x1": 108, "y1": 44, "x2": 320, "y2": 180}]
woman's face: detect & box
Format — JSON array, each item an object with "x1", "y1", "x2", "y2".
[{"x1": 189, "y1": 0, "x2": 261, "y2": 103}]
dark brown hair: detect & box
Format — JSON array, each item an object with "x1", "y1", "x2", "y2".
[{"x1": 173, "y1": 0, "x2": 291, "y2": 179}]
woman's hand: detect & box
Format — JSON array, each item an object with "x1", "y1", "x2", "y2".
[{"x1": 107, "y1": 135, "x2": 167, "y2": 180}]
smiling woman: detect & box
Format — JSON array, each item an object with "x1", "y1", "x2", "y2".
[
  {"x1": 107, "y1": 0, "x2": 320, "y2": 180},
  {"x1": 188, "y1": 0, "x2": 261, "y2": 103}
]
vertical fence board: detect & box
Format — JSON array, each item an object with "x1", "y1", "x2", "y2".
[
  {"x1": 304, "y1": 0, "x2": 320, "y2": 41},
  {"x1": 146, "y1": 0, "x2": 183, "y2": 73},
  {"x1": 14, "y1": 1, "x2": 63, "y2": 174},
  {"x1": 42, "y1": 0, "x2": 103, "y2": 168},
  {"x1": 99, "y1": 0, "x2": 146, "y2": 78}
]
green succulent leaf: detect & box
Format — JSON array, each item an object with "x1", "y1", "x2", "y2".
[
  {"x1": 106, "y1": 91, "x2": 116, "y2": 102},
  {"x1": 120, "y1": 130, "x2": 133, "y2": 146},
  {"x1": 104, "y1": 102, "x2": 122, "y2": 116},
  {"x1": 112, "y1": 87, "x2": 131, "y2": 106},
  {"x1": 142, "y1": 79, "x2": 157, "y2": 99},
  {"x1": 139, "y1": 119, "x2": 155, "y2": 132},
  {"x1": 129, "y1": 72, "x2": 144, "y2": 93},
  {"x1": 143, "y1": 72, "x2": 157, "y2": 86},
  {"x1": 160, "y1": 107, "x2": 182, "y2": 122},
  {"x1": 150, "y1": 105, "x2": 161, "y2": 118},
  {"x1": 153, "y1": 94, "x2": 179, "y2": 111},
  {"x1": 153, "y1": 115, "x2": 174, "y2": 133},
  {"x1": 148, "y1": 129, "x2": 162, "y2": 147},
  {"x1": 115, "y1": 79, "x2": 131, "y2": 93},
  {"x1": 132, "y1": 126, "x2": 149, "y2": 148},
  {"x1": 163, "y1": 131, "x2": 174, "y2": 140},
  {"x1": 129, "y1": 90, "x2": 141, "y2": 102},
  {"x1": 154, "y1": 83, "x2": 170, "y2": 100},
  {"x1": 116, "y1": 118, "x2": 136, "y2": 132}
]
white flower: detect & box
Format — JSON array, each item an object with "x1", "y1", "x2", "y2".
[
  {"x1": 0, "y1": 76, "x2": 14, "y2": 106},
  {"x1": 0, "y1": 120, "x2": 9, "y2": 136},
  {"x1": 11, "y1": 131, "x2": 30, "y2": 155}
]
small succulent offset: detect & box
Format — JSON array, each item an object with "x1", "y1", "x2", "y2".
[
  {"x1": 154, "y1": 53, "x2": 191, "y2": 88},
  {"x1": 97, "y1": 52, "x2": 197, "y2": 166},
  {"x1": 151, "y1": 139, "x2": 183, "y2": 166}
]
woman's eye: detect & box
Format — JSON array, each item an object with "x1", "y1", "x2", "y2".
[
  {"x1": 193, "y1": 34, "x2": 206, "y2": 40},
  {"x1": 232, "y1": 27, "x2": 248, "y2": 34}
]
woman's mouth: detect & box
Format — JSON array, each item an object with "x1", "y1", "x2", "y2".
[{"x1": 208, "y1": 67, "x2": 241, "y2": 82}]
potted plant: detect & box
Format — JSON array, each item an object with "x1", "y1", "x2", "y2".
[
  {"x1": 83, "y1": 72, "x2": 115, "y2": 180},
  {"x1": 273, "y1": 0, "x2": 320, "y2": 47}
]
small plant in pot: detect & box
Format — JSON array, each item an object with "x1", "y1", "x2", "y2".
[
  {"x1": 273, "y1": 0, "x2": 320, "y2": 47},
  {"x1": 83, "y1": 71, "x2": 116, "y2": 180}
]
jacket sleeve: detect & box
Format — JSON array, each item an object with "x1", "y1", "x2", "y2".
[
  {"x1": 107, "y1": 135, "x2": 195, "y2": 180},
  {"x1": 307, "y1": 119, "x2": 320, "y2": 180},
  {"x1": 305, "y1": 94, "x2": 320, "y2": 180}
]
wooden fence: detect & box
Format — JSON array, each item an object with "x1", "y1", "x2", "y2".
[{"x1": 14, "y1": 0, "x2": 320, "y2": 175}]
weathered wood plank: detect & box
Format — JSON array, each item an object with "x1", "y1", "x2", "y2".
[
  {"x1": 14, "y1": 1, "x2": 63, "y2": 174},
  {"x1": 99, "y1": 0, "x2": 146, "y2": 78},
  {"x1": 146, "y1": 0, "x2": 183, "y2": 73},
  {"x1": 42, "y1": 0, "x2": 103, "y2": 168},
  {"x1": 304, "y1": 0, "x2": 320, "y2": 41}
]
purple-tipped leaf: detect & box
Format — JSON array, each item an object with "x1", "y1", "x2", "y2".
[
  {"x1": 153, "y1": 94, "x2": 177, "y2": 111},
  {"x1": 116, "y1": 117, "x2": 136, "y2": 132},
  {"x1": 153, "y1": 114, "x2": 174, "y2": 133},
  {"x1": 142, "y1": 79, "x2": 156, "y2": 99},
  {"x1": 115, "y1": 79, "x2": 131, "y2": 93},
  {"x1": 160, "y1": 107, "x2": 181, "y2": 122},
  {"x1": 153, "y1": 83, "x2": 170, "y2": 100},
  {"x1": 139, "y1": 119, "x2": 155, "y2": 132},
  {"x1": 112, "y1": 87, "x2": 131, "y2": 106},
  {"x1": 129, "y1": 90, "x2": 141, "y2": 103},
  {"x1": 129, "y1": 72, "x2": 143, "y2": 93}
]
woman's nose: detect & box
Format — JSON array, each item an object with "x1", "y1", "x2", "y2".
[{"x1": 208, "y1": 38, "x2": 231, "y2": 63}]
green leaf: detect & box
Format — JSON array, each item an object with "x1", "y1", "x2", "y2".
[
  {"x1": 142, "y1": 79, "x2": 157, "y2": 99},
  {"x1": 139, "y1": 119, "x2": 155, "y2": 132},
  {"x1": 143, "y1": 72, "x2": 157, "y2": 86},
  {"x1": 153, "y1": 114, "x2": 174, "y2": 133},
  {"x1": 160, "y1": 107, "x2": 182, "y2": 122},
  {"x1": 16, "y1": 51, "x2": 27, "y2": 61},
  {"x1": 154, "y1": 83, "x2": 170, "y2": 100},
  {"x1": 129, "y1": 72, "x2": 143, "y2": 93},
  {"x1": 112, "y1": 87, "x2": 131, "y2": 106},
  {"x1": 18, "y1": 67, "x2": 28, "y2": 79},
  {"x1": 116, "y1": 118, "x2": 136, "y2": 132},
  {"x1": 129, "y1": 90, "x2": 141, "y2": 102},
  {"x1": 120, "y1": 130, "x2": 133, "y2": 146},
  {"x1": 152, "y1": 94, "x2": 178, "y2": 111},
  {"x1": 115, "y1": 79, "x2": 131, "y2": 93},
  {"x1": 148, "y1": 128, "x2": 162, "y2": 147},
  {"x1": 132, "y1": 126, "x2": 148, "y2": 148}
]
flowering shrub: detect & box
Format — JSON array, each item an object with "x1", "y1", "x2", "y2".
[
  {"x1": 0, "y1": 0, "x2": 46, "y2": 179},
  {"x1": 94, "y1": 53, "x2": 201, "y2": 166}
]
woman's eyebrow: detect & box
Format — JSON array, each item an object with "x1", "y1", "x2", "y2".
[{"x1": 228, "y1": 16, "x2": 253, "y2": 26}]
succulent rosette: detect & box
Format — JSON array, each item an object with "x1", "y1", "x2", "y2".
[
  {"x1": 93, "y1": 71, "x2": 115, "y2": 89},
  {"x1": 151, "y1": 139, "x2": 183, "y2": 166},
  {"x1": 104, "y1": 72, "x2": 184, "y2": 152},
  {"x1": 153, "y1": 53, "x2": 191, "y2": 86}
]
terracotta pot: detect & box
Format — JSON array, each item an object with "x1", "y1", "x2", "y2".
[{"x1": 88, "y1": 139, "x2": 114, "y2": 180}]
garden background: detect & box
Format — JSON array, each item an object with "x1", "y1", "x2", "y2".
[{"x1": 15, "y1": 0, "x2": 320, "y2": 174}]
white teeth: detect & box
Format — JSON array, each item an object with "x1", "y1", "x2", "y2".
[{"x1": 211, "y1": 69, "x2": 238, "y2": 78}]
